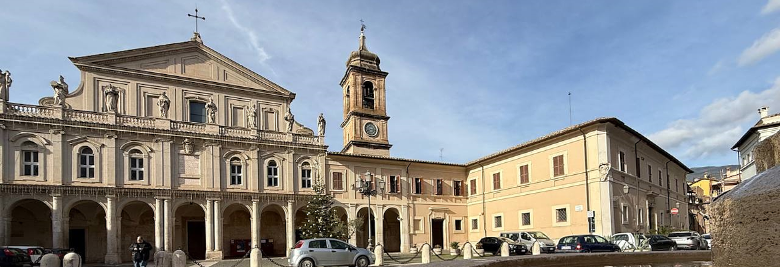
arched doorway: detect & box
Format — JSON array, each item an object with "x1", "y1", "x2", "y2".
[
  {"x1": 9, "y1": 199, "x2": 52, "y2": 247},
  {"x1": 120, "y1": 201, "x2": 154, "y2": 263},
  {"x1": 333, "y1": 206, "x2": 348, "y2": 225},
  {"x1": 175, "y1": 203, "x2": 206, "y2": 259},
  {"x1": 294, "y1": 208, "x2": 306, "y2": 242},
  {"x1": 356, "y1": 207, "x2": 375, "y2": 249},
  {"x1": 67, "y1": 200, "x2": 106, "y2": 263},
  {"x1": 259, "y1": 204, "x2": 286, "y2": 257},
  {"x1": 383, "y1": 208, "x2": 401, "y2": 252},
  {"x1": 222, "y1": 203, "x2": 251, "y2": 259}
]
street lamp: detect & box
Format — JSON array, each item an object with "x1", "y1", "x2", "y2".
[{"x1": 354, "y1": 171, "x2": 385, "y2": 250}]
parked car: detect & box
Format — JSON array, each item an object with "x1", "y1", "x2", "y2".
[
  {"x1": 0, "y1": 247, "x2": 33, "y2": 267},
  {"x1": 668, "y1": 231, "x2": 708, "y2": 250},
  {"x1": 288, "y1": 238, "x2": 373, "y2": 267},
  {"x1": 43, "y1": 248, "x2": 72, "y2": 261},
  {"x1": 646, "y1": 235, "x2": 678, "y2": 251},
  {"x1": 611, "y1": 233, "x2": 647, "y2": 251},
  {"x1": 702, "y1": 233, "x2": 712, "y2": 249},
  {"x1": 556, "y1": 235, "x2": 621, "y2": 253},
  {"x1": 500, "y1": 231, "x2": 556, "y2": 253},
  {"x1": 476, "y1": 237, "x2": 528, "y2": 255},
  {"x1": 3, "y1": 247, "x2": 43, "y2": 266}
]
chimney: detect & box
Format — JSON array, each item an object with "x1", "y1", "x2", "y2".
[{"x1": 759, "y1": 106, "x2": 769, "y2": 119}]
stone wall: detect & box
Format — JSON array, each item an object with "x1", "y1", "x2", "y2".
[{"x1": 753, "y1": 131, "x2": 780, "y2": 173}]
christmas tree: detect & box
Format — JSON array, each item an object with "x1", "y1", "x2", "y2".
[{"x1": 299, "y1": 182, "x2": 362, "y2": 240}]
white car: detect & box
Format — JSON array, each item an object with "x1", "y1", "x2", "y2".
[
  {"x1": 668, "y1": 231, "x2": 708, "y2": 250},
  {"x1": 288, "y1": 238, "x2": 374, "y2": 267},
  {"x1": 702, "y1": 233, "x2": 712, "y2": 249}
]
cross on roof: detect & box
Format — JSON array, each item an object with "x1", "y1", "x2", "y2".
[
  {"x1": 188, "y1": 8, "x2": 206, "y2": 33},
  {"x1": 360, "y1": 19, "x2": 366, "y2": 32}
]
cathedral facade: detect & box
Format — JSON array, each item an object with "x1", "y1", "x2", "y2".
[{"x1": 0, "y1": 30, "x2": 690, "y2": 263}]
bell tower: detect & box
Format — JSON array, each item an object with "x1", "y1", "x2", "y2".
[{"x1": 339, "y1": 26, "x2": 392, "y2": 156}]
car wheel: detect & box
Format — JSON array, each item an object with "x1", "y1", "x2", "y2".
[
  {"x1": 300, "y1": 258, "x2": 315, "y2": 267},
  {"x1": 355, "y1": 256, "x2": 370, "y2": 267},
  {"x1": 583, "y1": 249, "x2": 591, "y2": 253}
]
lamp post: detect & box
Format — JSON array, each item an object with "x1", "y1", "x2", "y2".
[{"x1": 354, "y1": 171, "x2": 385, "y2": 250}]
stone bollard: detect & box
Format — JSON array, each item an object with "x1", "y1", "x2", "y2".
[
  {"x1": 250, "y1": 247, "x2": 262, "y2": 267},
  {"x1": 63, "y1": 252, "x2": 81, "y2": 267},
  {"x1": 40, "y1": 254, "x2": 60, "y2": 267},
  {"x1": 154, "y1": 251, "x2": 172, "y2": 267},
  {"x1": 462, "y1": 243, "x2": 473, "y2": 259},
  {"x1": 532, "y1": 241, "x2": 541, "y2": 255},
  {"x1": 373, "y1": 244, "x2": 383, "y2": 266},
  {"x1": 172, "y1": 250, "x2": 187, "y2": 267},
  {"x1": 500, "y1": 242, "x2": 510, "y2": 257},
  {"x1": 421, "y1": 243, "x2": 431, "y2": 264}
]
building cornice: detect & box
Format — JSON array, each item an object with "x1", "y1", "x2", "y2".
[
  {"x1": 340, "y1": 140, "x2": 393, "y2": 153},
  {"x1": 339, "y1": 111, "x2": 391, "y2": 128},
  {"x1": 339, "y1": 65, "x2": 389, "y2": 87}
]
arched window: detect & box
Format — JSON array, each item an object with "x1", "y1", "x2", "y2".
[
  {"x1": 129, "y1": 149, "x2": 144, "y2": 181},
  {"x1": 267, "y1": 160, "x2": 279, "y2": 187},
  {"x1": 362, "y1": 81, "x2": 374, "y2": 109},
  {"x1": 301, "y1": 162, "x2": 312, "y2": 189},
  {"x1": 21, "y1": 141, "x2": 39, "y2": 176},
  {"x1": 78, "y1": 146, "x2": 95, "y2": 178},
  {"x1": 230, "y1": 157, "x2": 243, "y2": 185}
]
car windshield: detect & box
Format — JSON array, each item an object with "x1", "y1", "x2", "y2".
[
  {"x1": 498, "y1": 237, "x2": 515, "y2": 243},
  {"x1": 503, "y1": 233, "x2": 519, "y2": 241},
  {"x1": 559, "y1": 236, "x2": 577, "y2": 244},
  {"x1": 668, "y1": 232, "x2": 692, "y2": 237},
  {"x1": 651, "y1": 235, "x2": 670, "y2": 241},
  {"x1": 528, "y1": 232, "x2": 550, "y2": 239}
]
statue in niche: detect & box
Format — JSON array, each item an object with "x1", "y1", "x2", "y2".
[
  {"x1": 317, "y1": 113, "x2": 326, "y2": 136},
  {"x1": 50, "y1": 75, "x2": 68, "y2": 106},
  {"x1": 205, "y1": 96, "x2": 217, "y2": 124},
  {"x1": 284, "y1": 106, "x2": 295, "y2": 132},
  {"x1": 183, "y1": 138, "x2": 194, "y2": 154},
  {"x1": 247, "y1": 104, "x2": 258, "y2": 128},
  {"x1": 157, "y1": 92, "x2": 171, "y2": 118},
  {"x1": 103, "y1": 84, "x2": 120, "y2": 113},
  {"x1": 0, "y1": 69, "x2": 11, "y2": 101}
]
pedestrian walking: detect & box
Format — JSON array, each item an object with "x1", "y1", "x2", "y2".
[{"x1": 130, "y1": 236, "x2": 153, "y2": 267}]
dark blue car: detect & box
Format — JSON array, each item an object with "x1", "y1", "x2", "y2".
[{"x1": 556, "y1": 235, "x2": 621, "y2": 253}]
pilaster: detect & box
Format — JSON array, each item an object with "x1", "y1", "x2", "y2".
[
  {"x1": 51, "y1": 194, "x2": 64, "y2": 248},
  {"x1": 154, "y1": 139, "x2": 173, "y2": 188},
  {"x1": 348, "y1": 204, "x2": 357, "y2": 245},
  {"x1": 400, "y1": 205, "x2": 409, "y2": 253},
  {"x1": 105, "y1": 132, "x2": 118, "y2": 187},
  {"x1": 249, "y1": 147, "x2": 260, "y2": 191},
  {"x1": 286, "y1": 200, "x2": 294, "y2": 257},
  {"x1": 50, "y1": 129, "x2": 65, "y2": 185},
  {"x1": 104, "y1": 195, "x2": 121, "y2": 264},
  {"x1": 375, "y1": 204, "x2": 384, "y2": 247},
  {"x1": 285, "y1": 151, "x2": 294, "y2": 193},
  {"x1": 164, "y1": 198, "x2": 172, "y2": 251},
  {"x1": 155, "y1": 198, "x2": 164, "y2": 251}
]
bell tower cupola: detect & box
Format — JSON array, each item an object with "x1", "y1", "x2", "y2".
[{"x1": 339, "y1": 24, "x2": 392, "y2": 156}]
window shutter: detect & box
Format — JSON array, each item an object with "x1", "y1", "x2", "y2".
[{"x1": 397, "y1": 177, "x2": 401, "y2": 193}]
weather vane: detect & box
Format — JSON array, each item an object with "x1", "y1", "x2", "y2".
[
  {"x1": 360, "y1": 19, "x2": 366, "y2": 32},
  {"x1": 188, "y1": 8, "x2": 206, "y2": 33}
]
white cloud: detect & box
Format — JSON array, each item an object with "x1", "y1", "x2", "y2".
[
  {"x1": 738, "y1": 28, "x2": 780, "y2": 66},
  {"x1": 220, "y1": 0, "x2": 272, "y2": 65},
  {"x1": 649, "y1": 78, "x2": 780, "y2": 160},
  {"x1": 762, "y1": 0, "x2": 780, "y2": 15}
]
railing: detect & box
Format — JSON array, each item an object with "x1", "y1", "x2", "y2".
[{"x1": 1, "y1": 102, "x2": 325, "y2": 146}]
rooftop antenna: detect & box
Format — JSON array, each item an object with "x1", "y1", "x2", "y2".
[
  {"x1": 568, "y1": 92, "x2": 572, "y2": 126},
  {"x1": 439, "y1": 148, "x2": 444, "y2": 161}
]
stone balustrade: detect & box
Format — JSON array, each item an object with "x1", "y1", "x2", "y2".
[{"x1": 2, "y1": 102, "x2": 324, "y2": 146}]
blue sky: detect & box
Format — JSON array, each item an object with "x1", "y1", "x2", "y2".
[{"x1": 3, "y1": 1, "x2": 780, "y2": 167}]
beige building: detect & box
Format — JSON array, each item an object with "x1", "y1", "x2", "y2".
[{"x1": 0, "y1": 29, "x2": 690, "y2": 264}]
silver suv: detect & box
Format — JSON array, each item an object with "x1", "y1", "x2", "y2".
[{"x1": 288, "y1": 238, "x2": 374, "y2": 267}]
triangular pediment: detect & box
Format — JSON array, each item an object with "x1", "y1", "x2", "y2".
[{"x1": 69, "y1": 40, "x2": 290, "y2": 96}]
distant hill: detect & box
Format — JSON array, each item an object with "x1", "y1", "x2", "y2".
[{"x1": 686, "y1": 165, "x2": 740, "y2": 182}]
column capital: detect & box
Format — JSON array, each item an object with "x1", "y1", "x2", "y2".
[
  {"x1": 287, "y1": 200, "x2": 295, "y2": 204},
  {"x1": 155, "y1": 196, "x2": 173, "y2": 200},
  {"x1": 106, "y1": 194, "x2": 117, "y2": 199}
]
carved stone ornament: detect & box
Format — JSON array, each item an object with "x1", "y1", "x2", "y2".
[
  {"x1": 183, "y1": 138, "x2": 194, "y2": 155},
  {"x1": 599, "y1": 163, "x2": 612, "y2": 180},
  {"x1": 103, "y1": 84, "x2": 120, "y2": 113},
  {"x1": 205, "y1": 97, "x2": 217, "y2": 124},
  {"x1": 247, "y1": 104, "x2": 258, "y2": 128},
  {"x1": 157, "y1": 92, "x2": 171, "y2": 118},
  {"x1": 50, "y1": 75, "x2": 68, "y2": 106},
  {"x1": 0, "y1": 69, "x2": 11, "y2": 101},
  {"x1": 317, "y1": 113, "x2": 326, "y2": 136},
  {"x1": 284, "y1": 107, "x2": 295, "y2": 132}
]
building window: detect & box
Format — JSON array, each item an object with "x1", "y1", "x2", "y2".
[
  {"x1": 471, "y1": 218, "x2": 479, "y2": 230},
  {"x1": 454, "y1": 219, "x2": 463, "y2": 231},
  {"x1": 521, "y1": 212, "x2": 531, "y2": 226},
  {"x1": 622, "y1": 205, "x2": 629, "y2": 224},
  {"x1": 389, "y1": 176, "x2": 400, "y2": 193},
  {"x1": 519, "y1": 164, "x2": 529, "y2": 184},
  {"x1": 189, "y1": 101, "x2": 207, "y2": 123},
  {"x1": 301, "y1": 162, "x2": 312, "y2": 189},
  {"x1": 553, "y1": 155, "x2": 565, "y2": 177},
  {"x1": 414, "y1": 178, "x2": 422, "y2": 194},
  {"x1": 555, "y1": 208, "x2": 567, "y2": 223},
  {"x1": 362, "y1": 81, "x2": 375, "y2": 109},
  {"x1": 78, "y1": 146, "x2": 95, "y2": 178},
  {"x1": 435, "y1": 179, "x2": 443, "y2": 195},
  {"x1": 454, "y1": 181, "x2": 463, "y2": 196},
  {"x1": 332, "y1": 172, "x2": 343, "y2": 190},
  {"x1": 267, "y1": 160, "x2": 279, "y2": 187},
  {"x1": 469, "y1": 179, "x2": 477, "y2": 195},
  {"x1": 230, "y1": 157, "x2": 242, "y2": 185},
  {"x1": 658, "y1": 170, "x2": 662, "y2": 186},
  {"x1": 648, "y1": 164, "x2": 652, "y2": 183},
  {"x1": 129, "y1": 149, "x2": 144, "y2": 181},
  {"x1": 618, "y1": 151, "x2": 626, "y2": 172},
  {"x1": 675, "y1": 178, "x2": 679, "y2": 192},
  {"x1": 494, "y1": 215, "x2": 503, "y2": 228},
  {"x1": 22, "y1": 150, "x2": 39, "y2": 176},
  {"x1": 492, "y1": 172, "x2": 501, "y2": 190}
]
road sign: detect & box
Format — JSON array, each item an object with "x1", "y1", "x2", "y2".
[
  {"x1": 671, "y1": 208, "x2": 679, "y2": 215},
  {"x1": 587, "y1": 211, "x2": 595, "y2": 218}
]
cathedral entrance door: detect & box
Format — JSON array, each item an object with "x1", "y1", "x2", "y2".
[{"x1": 431, "y1": 219, "x2": 444, "y2": 249}]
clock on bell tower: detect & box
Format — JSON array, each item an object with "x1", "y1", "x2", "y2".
[{"x1": 339, "y1": 25, "x2": 392, "y2": 156}]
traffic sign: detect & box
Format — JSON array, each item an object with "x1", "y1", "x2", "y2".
[{"x1": 671, "y1": 208, "x2": 679, "y2": 215}]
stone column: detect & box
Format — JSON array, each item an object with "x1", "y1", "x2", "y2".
[
  {"x1": 105, "y1": 195, "x2": 121, "y2": 264},
  {"x1": 205, "y1": 200, "x2": 214, "y2": 253},
  {"x1": 0, "y1": 197, "x2": 4, "y2": 244},
  {"x1": 375, "y1": 205, "x2": 384, "y2": 247},
  {"x1": 251, "y1": 200, "x2": 259, "y2": 247},
  {"x1": 164, "y1": 199, "x2": 172, "y2": 251},
  {"x1": 400, "y1": 205, "x2": 409, "y2": 253},
  {"x1": 62, "y1": 217, "x2": 70, "y2": 248},
  {"x1": 51, "y1": 194, "x2": 64, "y2": 248},
  {"x1": 155, "y1": 198, "x2": 164, "y2": 251},
  {"x1": 286, "y1": 200, "x2": 294, "y2": 257},
  {"x1": 348, "y1": 204, "x2": 357, "y2": 245},
  {"x1": 213, "y1": 200, "x2": 223, "y2": 257}
]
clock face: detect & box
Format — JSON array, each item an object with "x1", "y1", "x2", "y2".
[{"x1": 364, "y1": 122, "x2": 379, "y2": 137}]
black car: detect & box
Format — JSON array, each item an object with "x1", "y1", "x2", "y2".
[
  {"x1": 1, "y1": 248, "x2": 33, "y2": 267},
  {"x1": 477, "y1": 237, "x2": 528, "y2": 255},
  {"x1": 556, "y1": 235, "x2": 621, "y2": 253},
  {"x1": 647, "y1": 235, "x2": 677, "y2": 251}
]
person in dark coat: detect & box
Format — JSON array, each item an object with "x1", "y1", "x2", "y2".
[{"x1": 129, "y1": 236, "x2": 153, "y2": 267}]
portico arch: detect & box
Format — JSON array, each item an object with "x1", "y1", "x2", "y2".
[
  {"x1": 67, "y1": 200, "x2": 107, "y2": 263},
  {"x1": 222, "y1": 203, "x2": 251, "y2": 258},
  {"x1": 174, "y1": 203, "x2": 206, "y2": 260},
  {"x1": 9, "y1": 199, "x2": 52, "y2": 247},
  {"x1": 260, "y1": 204, "x2": 287, "y2": 257},
  {"x1": 120, "y1": 201, "x2": 155, "y2": 263},
  {"x1": 356, "y1": 207, "x2": 376, "y2": 249},
  {"x1": 382, "y1": 208, "x2": 401, "y2": 252}
]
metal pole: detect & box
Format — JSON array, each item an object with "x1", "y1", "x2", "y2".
[{"x1": 367, "y1": 179, "x2": 373, "y2": 250}]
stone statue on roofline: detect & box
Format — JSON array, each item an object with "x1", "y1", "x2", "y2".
[
  {"x1": 205, "y1": 96, "x2": 217, "y2": 124},
  {"x1": 50, "y1": 75, "x2": 68, "y2": 106},
  {"x1": 0, "y1": 69, "x2": 11, "y2": 101},
  {"x1": 317, "y1": 113, "x2": 326, "y2": 136},
  {"x1": 247, "y1": 103, "x2": 257, "y2": 128},
  {"x1": 103, "y1": 84, "x2": 120, "y2": 113},
  {"x1": 157, "y1": 92, "x2": 170, "y2": 118},
  {"x1": 284, "y1": 106, "x2": 295, "y2": 132}
]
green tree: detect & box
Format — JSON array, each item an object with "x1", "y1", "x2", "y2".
[{"x1": 299, "y1": 182, "x2": 362, "y2": 241}]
